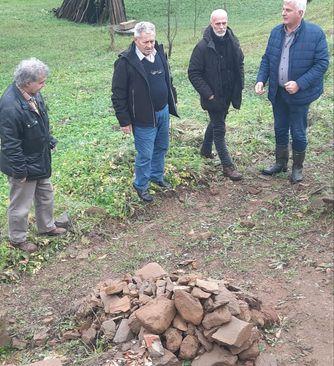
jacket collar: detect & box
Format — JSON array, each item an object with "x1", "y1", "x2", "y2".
[
  {"x1": 118, "y1": 42, "x2": 166, "y2": 82},
  {"x1": 203, "y1": 25, "x2": 234, "y2": 50}
]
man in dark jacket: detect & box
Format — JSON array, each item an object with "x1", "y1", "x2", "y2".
[
  {"x1": 188, "y1": 9, "x2": 244, "y2": 181},
  {"x1": 112, "y1": 21, "x2": 178, "y2": 202},
  {"x1": 0, "y1": 58, "x2": 66, "y2": 253},
  {"x1": 255, "y1": 0, "x2": 329, "y2": 183}
]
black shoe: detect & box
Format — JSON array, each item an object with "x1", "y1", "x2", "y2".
[
  {"x1": 151, "y1": 180, "x2": 172, "y2": 189},
  {"x1": 133, "y1": 184, "x2": 154, "y2": 202},
  {"x1": 200, "y1": 148, "x2": 215, "y2": 159},
  {"x1": 261, "y1": 145, "x2": 289, "y2": 176}
]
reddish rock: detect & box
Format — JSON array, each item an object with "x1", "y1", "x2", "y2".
[
  {"x1": 33, "y1": 328, "x2": 49, "y2": 346},
  {"x1": 135, "y1": 297, "x2": 176, "y2": 334},
  {"x1": 113, "y1": 319, "x2": 134, "y2": 343},
  {"x1": 128, "y1": 312, "x2": 141, "y2": 334},
  {"x1": 191, "y1": 287, "x2": 212, "y2": 299},
  {"x1": 62, "y1": 329, "x2": 81, "y2": 341},
  {"x1": 202, "y1": 306, "x2": 232, "y2": 330},
  {"x1": 212, "y1": 316, "x2": 253, "y2": 348},
  {"x1": 164, "y1": 327, "x2": 183, "y2": 352},
  {"x1": 11, "y1": 337, "x2": 27, "y2": 350},
  {"x1": 144, "y1": 334, "x2": 165, "y2": 357},
  {"x1": 179, "y1": 335, "x2": 199, "y2": 360},
  {"x1": 196, "y1": 279, "x2": 219, "y2": 294},
  {"x1": 238, "y1": 301, "x2": 251, "y2": 322},
  {"x1": 215, "y1": 284, "x2": 240, "y2": 315},
  {"x1": 192, "y1": 344, "x2": 238, "y2": 366},
  {"x1": 229, "y1": 327, "x2": 261, "y2": 355},
  {"x1": 81, "y1": 327, "x2": 96, "y2": 344},
  {"x1": 250, "y1": 309, "x2": 265, "y2": 327},
  {"x1": 108, "y1": 295, "x2": 131, "y2": 314},
  {"x1": 261, "y1": 306, "x2": 279, "y2": 326},
  {"x1": 135, "y1": 262, "x2": 167, "y2": 280},
  {"x1": 187, "y1": 323, "x2": 196, "y2": 336},
  {"x1": 104, "y1": 280, "x2": 127, "y2": 295},
  {"x1": 172, "y1": 314, "x2": 188, "y2": 331},
  {"x1": 139, "y1": 293, "x2": 151, "y2": 305},
  {"x1": 239, "y1": 342, "x2": 260, "y2": 360},
  {"x1": 174, "y1": 290, "x2": 204, "y2": 325},
  {"x1": 101, "y1": 319, "x2": 116, "y2": 339},
  {"x1": 152, "y1": 348, "x2": 181, "y2": 366},
  {"x1": 195, "y1": 328, "x2": 213, "y2": 352}
]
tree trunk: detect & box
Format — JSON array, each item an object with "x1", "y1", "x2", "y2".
[{"x1": 54, "y1": 0, "x2": 126, "y2": 24}]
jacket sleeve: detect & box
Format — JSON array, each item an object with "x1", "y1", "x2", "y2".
[
  {"x1": 111, "y1": 58, "x2": 132, "y2": 127},
  {"x1": 188, "y1": 44, "x2": 213, "y2": 100},
  {"x1": 296, "y1": 30, "x2": 329, "y2": 91},
  {"x1": 256, "y1": 33, "x2": 272, "y2": 84},
  {"x1": 235, "y1": 36, "x2": 245, "y2": 89},
  {"x1": 0, "y1": 108, "x2": 27, "y2": 179}
]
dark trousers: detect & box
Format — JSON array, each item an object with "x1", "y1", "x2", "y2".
[
  {"x1": 201, "y1": 109, "x2": 233, "y2": 167},
  {"x1": 273, "y1": 89, "x2": 309, "y2": 152}
]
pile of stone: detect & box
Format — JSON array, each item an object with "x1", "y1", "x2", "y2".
[{"x1": 66, "y1": 263, "x2": 278, "y2": 366}]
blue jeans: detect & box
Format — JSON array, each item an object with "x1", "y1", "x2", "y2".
[
  {"x1": 133, "y1": 104, "x2": 169, "y2": 191},
  {"x1": 273, "y1": 89, "x2": 309, "y2": 152}
]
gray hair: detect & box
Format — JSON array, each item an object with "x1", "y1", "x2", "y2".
[
  {"x1": 284, "y1": 0, "x2": 307, "y2": 12},
  {"x1": 14, "y1": 58, "x2": 49, "y2": 87},
  {"x1": 134, "y1": 21, "x2": 156, "y2": 38},
  {"x1": 210, "y1": 9, "x2": 228, "y2": 22}
]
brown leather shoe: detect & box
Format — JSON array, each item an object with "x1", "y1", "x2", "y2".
[
  {"x1": 43, "y1": 227, "x2": 67, "y2": 236},
  {"x1": 10, "y1": 241, "x2": 38, "y2": 253},
  {"x1": 223, "y1": 166, "x2": 243, "y2": 181}
]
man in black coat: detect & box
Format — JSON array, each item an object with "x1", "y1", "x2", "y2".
[
  {"x1": 112, "y1": 21, "x2": 178, "y2": 202},
  {"x1": 0, "y1": 58, "x2": 66, "y2": 253},
  {"x1": 188, "y1": 9, "x2": 244, "y2": 181}
]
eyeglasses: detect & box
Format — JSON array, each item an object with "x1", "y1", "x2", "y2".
[{"x1": 150, "y1": 69, "x2": 163, "y2": 75}]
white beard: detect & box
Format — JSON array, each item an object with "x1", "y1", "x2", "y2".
[{"x1": 213, "y1": 29, "x2": 227, "y2": 37}]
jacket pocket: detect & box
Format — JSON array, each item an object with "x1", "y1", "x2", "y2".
[{"x1": 26, "y1": 152, "x2": 47, "y2": 177}]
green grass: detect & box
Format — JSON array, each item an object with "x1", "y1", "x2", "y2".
[{"x1": 0, "y1": 0, "x2": 333, "y2": 276}]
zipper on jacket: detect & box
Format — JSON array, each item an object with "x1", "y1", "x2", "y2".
[{"x1": 132, "y1": 89, "x2": 136, "y2": 119}]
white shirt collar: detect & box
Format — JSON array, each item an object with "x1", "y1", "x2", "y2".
[{"x1": 135, "y1": 46, "x2": 156, "y2": 63}]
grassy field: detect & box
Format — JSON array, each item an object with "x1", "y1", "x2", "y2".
[{"x1": 0, "y1": 0, "x2": 333, "y2": 275}]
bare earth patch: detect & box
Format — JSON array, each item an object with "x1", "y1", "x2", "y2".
[{"x1": 0, "y1": 169, "x2": 333, "y2": 365}]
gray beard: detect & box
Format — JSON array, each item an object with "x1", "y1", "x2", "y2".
[{"x1": 213, "y1": 29, "x2": 227, "y2": 37}]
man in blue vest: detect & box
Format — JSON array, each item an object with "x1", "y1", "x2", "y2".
[
  {"x1": 112, "y1": 22, "x2": 178, "y2": 202},
  {"x1": 255, "y1": 0, "x2": 329, "y2": 183}
]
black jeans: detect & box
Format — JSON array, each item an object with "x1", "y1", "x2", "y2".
[{"x1": 202, "y1": 110, "x2": 233, "y2": 167}]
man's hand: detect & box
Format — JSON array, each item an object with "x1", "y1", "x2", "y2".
[
  {"x1": 208, "y1": 95, "x2": 215, "y2": 100},
  {"x1": 255, "y1": 82, "x2": 265, "y2": 95},
  {"x1": 20, "y1": 177, "x2": 27, "y2": 183},
  {"x1": 284, "y1": 81, "x2": 299, "y2": 94},
  {"x1": 121, "y1": 125, "x2": 132, "y2": 134}
]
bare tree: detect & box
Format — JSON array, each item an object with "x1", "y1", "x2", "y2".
[{"x1": 166, "y1": 0, "x2": 178, "y2": 58}]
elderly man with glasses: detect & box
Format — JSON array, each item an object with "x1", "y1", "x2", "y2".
[
  {"x1": 112, "y1": 21, "x2": 178, "y2": 202},
  {"x1": 0, "y1": 58, "x2": 66, "y2": 253}
]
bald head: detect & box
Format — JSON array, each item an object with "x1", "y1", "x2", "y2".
[{"x1": 210, "y1": 9, "x2": 228, "y2": 37}]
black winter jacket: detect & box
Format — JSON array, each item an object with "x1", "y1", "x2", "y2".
[
  {"x1": 188, "y1": 26, "x2": 244, "y2": 111},
  {"x1": 111, "y1": 42, "x2": 179, "y2": 128},
  {"x1": 0, "y1": 83, "x2": 56, "y2": 180}
]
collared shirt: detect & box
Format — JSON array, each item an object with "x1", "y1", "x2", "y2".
[
  {"x1": 17, "y1": 85, "x2": 40, "y2": 115},
  {"x1": 135, "y1": 46, "x2": 157, "y2": 63},
  {"x1": 278, "y1": 24, "x2": 300, "y2": 87}
]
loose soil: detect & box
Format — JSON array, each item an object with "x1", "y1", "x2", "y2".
[{"x1": 1, "y1": 166, "x2": 333, "y2": 366}]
